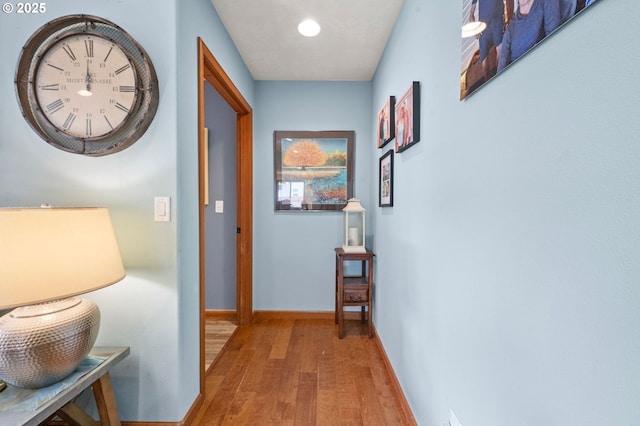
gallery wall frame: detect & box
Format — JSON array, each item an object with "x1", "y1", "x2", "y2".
[
  {"x1": 379, "y1": 149, "x2": 394, "y2": 208},
  {"x1": 274, "y1": 130, "x2": 354, "y2": 211},
  {"x1": 460, "y1": 0, "x2": 602, "y2": 100},
  {"x1": 395, "y1": 81, "x2": 420, "y2": 153},
  {"x1": 377, "y1": 96, "x2": 395, "y2": 148}
]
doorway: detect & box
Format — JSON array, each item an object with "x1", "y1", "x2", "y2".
[
  {"x1": 203, "y1": 84, "x2": 237, "y2": 314},
  {"x1": 197, "y1": 38, "x2": 253, "y2": 392}
]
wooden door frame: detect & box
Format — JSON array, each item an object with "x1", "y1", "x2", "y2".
[{"x1": 197, "y1": 38, "x2": 253, "y2": 391}]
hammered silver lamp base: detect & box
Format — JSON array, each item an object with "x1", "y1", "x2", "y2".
[{"x1": 0, "y1": 298, "x2": 100, "y2": 389}]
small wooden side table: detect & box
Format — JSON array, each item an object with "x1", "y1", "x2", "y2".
[
  {"x1": 0, "y1": 346, "x2": 129, "y2": 426},
  {"x1": 334, "y1": 248, "x2": 374, "y2": 339}
]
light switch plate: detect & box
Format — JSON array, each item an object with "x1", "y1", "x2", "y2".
[
  {"x1": 154, "y1": 196, "x2": 170, "y2": 222},
  {"x1": 215, "y1": 200, "x2": 224, "y2": 213}
]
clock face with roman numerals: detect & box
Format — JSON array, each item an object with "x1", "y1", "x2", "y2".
[
  {"x1": 35, "y1": 34, "x2": 137, "y2": 139},
  {"x1": 16, "y1": 15, "x2": 159, "y2": 156}
]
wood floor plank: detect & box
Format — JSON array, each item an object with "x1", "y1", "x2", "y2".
[
  {"x1": 316, "y1": 388, "x2": 339, "y2": 425},
  {"x1": 318, "y1": 340, "x2": 337, "y2": 391},
  {"x1": 194, "y1": 318, "x2": 416, "y2": 426},
  {"x1": 236, "y1": 328, "x2": 272, "y2": 393},
  {"x1": 258, "y1": 359, "x2": 293, "y2": 424},
  {"x1": 201, "y1": 347, "x2": 255, "y2": 424},
  {"x1": 354, "y1": 365, "x2": 385, "y2": 425},
  {"x1": 205, "y1": 319, "x2": 238, "y2": 371},
  {"x1": 294, "y1": 371, "x2": 318, "y2": 425},
  {"x1": 299, "y1": 319, "x2": 322, "y2": 374},
  {"x1": 269, "y1": 319, "x2": 293, "y2": 359}
]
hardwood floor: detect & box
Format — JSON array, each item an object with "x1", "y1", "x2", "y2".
[
  {"x1": 194, "y1": 318, "x2": 416, "y2": 426},
  {"x1": 205, "y1": 318, "x2": 238, "y2": 372}
]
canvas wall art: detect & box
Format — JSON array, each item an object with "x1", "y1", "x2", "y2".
[
  {"x1": 460, "y1": 0, "x2": 601, "y2": 100},
  {"x1": 377, "y1": 96, "x2": 395, "y2": 148},
  {"x1": 274, "y1": 130, "x2": 354, "y2": 211},
  {"x1": 395, "y1": 81, "x2": 420, "y2": 153},
  {"x1": 379, "y1": 149, "x2": 394, "y2": 207}
]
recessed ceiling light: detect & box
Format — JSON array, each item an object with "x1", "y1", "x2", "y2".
[{"x1": 297, "y1": 19, "x2": 321, "y2": 37}]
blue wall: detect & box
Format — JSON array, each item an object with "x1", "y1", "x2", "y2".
[
  {"x1": 253, "y1": 81, "x2": 372, "y2": 311},
  {"x1": 2, "y1": 0, "x2": 638, "y2": 423},
  {"x1": 1, "y1": 1, "x2": 182, "y2": 421},
  {"x1": 371, "y1": 0, "x2": 640, "y2": 424},
  {"x1": 175, "y1": 0, "x2": 254, "y2": 420},
  {"x1": 0, "y1": 0, "x2": 254, "y2": 421}
]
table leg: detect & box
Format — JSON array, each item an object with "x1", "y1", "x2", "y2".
[
  {"x1": 57, "y1": 402, "x2": 99, "y2": 425},
  {"x1": 368, "y1": 257, "x2": 374, "y2": 338},
  {"x1": 335, "y1": 254, "x2": 339, "y2": 325},
  {"x1": 337, "y1": 255, "x2": 344, "y2": 338},
  {"x1": 92, "y1": 372, "x2": 121, "y2": 426}
]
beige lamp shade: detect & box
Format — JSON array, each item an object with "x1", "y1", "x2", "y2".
[
  {"x1": 0, "y1": 207, "x2": 125, "y2": 310},
  {"x1": 0, "y1": 207, "x2": 125, "y2": 388}
]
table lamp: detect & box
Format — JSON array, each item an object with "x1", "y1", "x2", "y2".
[{"x1": 0, "y1": 207, "x2": 125, "y2": 389}]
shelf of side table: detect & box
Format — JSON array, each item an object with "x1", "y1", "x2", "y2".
[{"x1": 334, "y1": 248, "x2": 374, "y2": 339}]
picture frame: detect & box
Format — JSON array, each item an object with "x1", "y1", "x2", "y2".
[
  {"x1": 274, "y1": 130, "x2": 355, "y2": 211},
  {"x1": 395, "y1": 81, "x2": 420, "y2": 153},
  {"x1": 377, "y1": 96, "x2": 395, "y2": 148},
  {"x1": 379, "y1": 149, "x2": 394, "y2": 207},
  {"x1": 460, "y1": 0, "x2": 601, "y2": 100}
]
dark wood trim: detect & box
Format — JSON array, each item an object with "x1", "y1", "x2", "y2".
[
  {"x1": 373, "y1": 329, "x2": 418, "y2": 426},
  {"x1": 197, "y1": 36, "x2": 207, "y2": 404},
  {"x1": 253, "y1": 310, "x2": 372, "y2": 321},
  {"x1": 179, "y1": 392, "x2": 203, "y2": 426},
  {"x1": 253, "y1": 310, "x2": 335, "y2": 321},
  {"x1": 236, "y1": 111, "x2": 253, "y2": 327},
  {"x1": 197, "y1": 37, "x2": 253, "y2": 399},
  {"x1": 204, "y1": 309, "x2": 237, "y2": 321},
  {"x1": 197, "y1": 39, "x2": 253, "y2": 328}
]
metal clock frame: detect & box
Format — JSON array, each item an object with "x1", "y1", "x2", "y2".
[{"x1": 15, "y1": 14, "x2": 159, "y2": 156}]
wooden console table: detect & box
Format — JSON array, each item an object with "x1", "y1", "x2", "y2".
[
  {"x1": 335, "y1": 248, "x2": 374, "y2": 339},
  {"x1": 0, "y1": 346, "x2": 129, "y2": 426}
]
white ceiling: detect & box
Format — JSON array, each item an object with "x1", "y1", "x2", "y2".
[{"x1": 210, "y1": 0, "x2": 404, "y2": 81}]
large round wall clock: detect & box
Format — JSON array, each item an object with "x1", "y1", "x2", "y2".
[{"x1": 15, "y1": 15, "x2": 159, "y2": 156}]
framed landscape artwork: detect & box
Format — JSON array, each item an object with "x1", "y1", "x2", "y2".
[{"x1": 274, "y1": 130, "x2": 354, "y2": 211}]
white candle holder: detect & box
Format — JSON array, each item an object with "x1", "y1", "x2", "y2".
[{"x1": 342, "y1": 198, "x2": 366, "y2": 253}]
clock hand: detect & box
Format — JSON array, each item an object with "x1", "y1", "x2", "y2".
[{"x1": 79, "y1": 60, "x2": 92, "y2": 96}]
